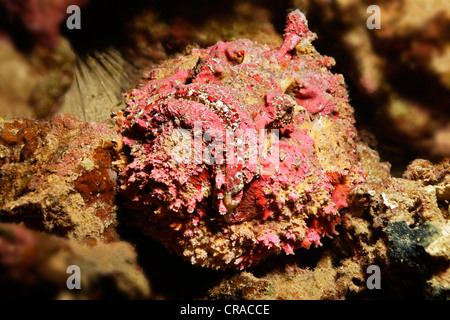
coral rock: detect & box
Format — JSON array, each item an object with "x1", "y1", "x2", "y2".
[
  {"x1": 116, "y1": 10, "x2": 364, "y2": 269},
  {"x1": 0, "y1": 115, "x2": 121, "y2": 243},
  {"x1": 0, "y1": 222, "x2": 150, "y2": 299}
]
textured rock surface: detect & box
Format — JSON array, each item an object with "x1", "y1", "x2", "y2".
[
  {"x1": 0, "y1": 222, "x2": 150, "y2": 299},
  {"x1": 0, "y1": 115, "x2": 121, "y2": 243}
]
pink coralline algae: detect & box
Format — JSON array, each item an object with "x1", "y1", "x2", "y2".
[{"x1": 116, "y1": 10, "x2": 365, "y2": 270}]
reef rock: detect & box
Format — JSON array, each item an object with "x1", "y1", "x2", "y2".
[
  {"x1": 0, "y1": 115, "x2": 121, "y2": 243},
  {"x1": 0, "y1": 222, "x2": 150, "y2": 299}
]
